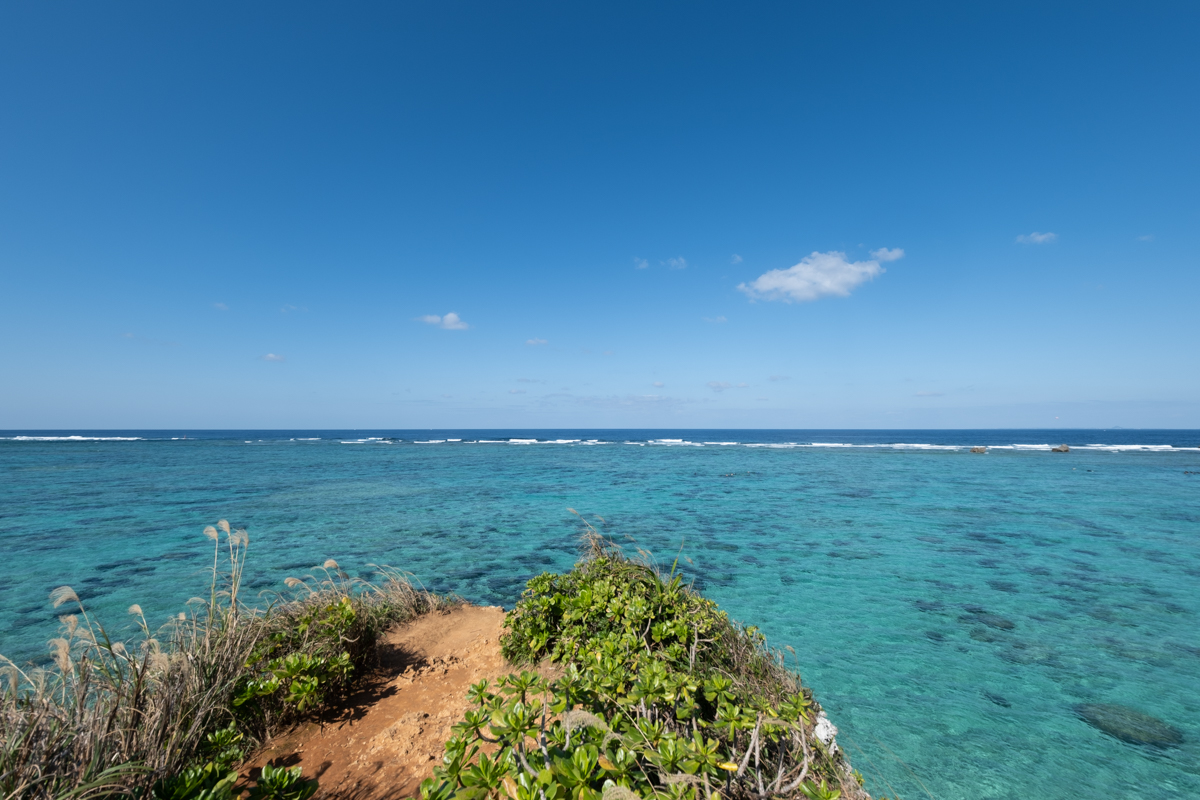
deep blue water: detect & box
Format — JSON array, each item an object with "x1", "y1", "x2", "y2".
[{"x1": 2, "y1": 429, "x2": 1199, "y2": 799}]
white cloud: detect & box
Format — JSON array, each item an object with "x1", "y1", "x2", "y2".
[
  {"x1": 633, "y1": 257, "x2": 649, "y2": 270},
  {"x1": 665, "y1": 257, "x2": 687, "y2": 270},
  {"x1": 652, "y1": 381, "x2": 665, "y2": 388},
  {"x1": 731, "y1": 254, "x2": 743, "y2": 264},
  {"x1": 418, "y1": 312, "x2": 469, "y2": 330},
  {"x1": 261, "y1": 353, "x2": 285, "y2": 362},
  {"x1": 738, "y1": 249, "x2": 896, "y2": 303},
  {"x1": 870, "y1": 247, "x2": 905, "y2": 262},
  {"x1": 703, "y1": 316, "x2": 727, "y2": 323},
  {"x1": 509, "y1": 389, "x2": 526, "y2": 394},
  {"x1": 1137, "y1": 234, "x2": 1154, "y2": 242},
  {"x1": 707, "y1": 381, "x2": 732, "y2": 392},
  {"x1": 526, "y1": 338, "x2": 548, "y2": 345},
  {"x1": 736, "y1": 383, "x2": 749, "y2": 388},
  {"x1": 1016, "y1": 232, "x2": 1057, "y2": 244},
  {"x1": 769, "y1": 375, "x2": 790, "y2": 382},
  {"x1": 213, "y1": 302, "x2": 229, "y2": 311}
]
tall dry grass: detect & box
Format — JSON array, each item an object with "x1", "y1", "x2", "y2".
[{"x1": 0, "y1": 521, "x2": 455, "y2": 800}]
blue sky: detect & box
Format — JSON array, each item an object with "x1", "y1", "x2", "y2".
[{"x1": 1, "y1": 2, "x2": 1197, "y2": 429}]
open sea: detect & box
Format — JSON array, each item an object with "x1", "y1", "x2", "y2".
[{"x1": 1, "y1": 429, "x2": 1198, "y2": 799}]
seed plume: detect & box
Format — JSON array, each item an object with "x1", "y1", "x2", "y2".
[{"x1": 49, "y1": 586, "x2": 79, "y2": 608}]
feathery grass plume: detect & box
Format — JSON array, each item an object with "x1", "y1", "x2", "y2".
[
  {"x1": 50, "y1": 585, "x2": 79, "y2": 608},
  {"x1": 0, "y1": 515, "x2": 457, "y2": 800},
  {"x1": 217, "y1": 519, "x2": 231, "y2": 534},
  {"x1": 1, "y1": 664, "x2": 19, "y2": 695},
  {"x1": 48, "y1": 637, "x2": 72, "y2": 674},
  {"x1": 560, "y1": 709, "x2": 608, "y2": 732},
  {"x1": 603, "y1": 785, "x2": 642, "y2": 800}
]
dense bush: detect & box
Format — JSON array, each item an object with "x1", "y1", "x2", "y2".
[
  {"x1": 421, "y1": 531, "x2": 869, "y2": 800},
  {"x1": 0, "y1": 520, "x2": 454, "y2": 800}
]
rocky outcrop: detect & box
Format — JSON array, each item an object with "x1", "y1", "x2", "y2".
[
  {"x1": 1052, "y1": 444, "x2": 1070, "y2": 452},
  {"x1": 970, "y1": 446, "x2": 987, "y2": 453}
]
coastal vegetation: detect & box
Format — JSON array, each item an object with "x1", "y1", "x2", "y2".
[
  {"x1": 419, "y1": 523, "x2": 869, "y2": 800},
  {"x1": 0, "y1": 521, "x2": 454, "y2": 800},
  {"x1": 1, "y1": 518, "x2": 869, "y2": 800}
]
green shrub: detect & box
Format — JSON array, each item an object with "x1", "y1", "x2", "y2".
[
  {"x1": 149, "y1": 763, "x2": 238, "y2": 800},
  {"x1": 421, "y1": 529, "x2": 867, "y2": 800},
  {"x1": 248, "y1": 764, "x2": 318, "y2": 800}
]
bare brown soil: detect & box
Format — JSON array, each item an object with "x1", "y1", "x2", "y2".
[{"x1": 245, "y1": 605, "x2": 510, "y2": 800}]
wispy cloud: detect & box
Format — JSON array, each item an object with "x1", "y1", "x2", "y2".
[
  {"x1": 703, "y1": 315, "x2": 727, "y2": 323},
  {"x1": 652, "y1": 381, "x2": 665, "y2": 388},
  {"x1": 418, "y1": 312, "x2": 469, "y2": 330},
  {"x1": 769, "y1": 375, "x2": 790, "y2": 382},
  {"x1": 736, "y1": 383, "x2": 749, "y2": 388},
  {"x1": 870, "y1": 247, "x2": 905, "y2": 262},
  {"x1": 738, "y1": 249, "x2": 897, "y2": 303},
  {"x1": 280, "y1": 304, "x2": 307, "y2": 313},
  {"x1": 516, "y1": 378, "x2": 544, "y2": 384},
  {"x1": 633, "y1": 257, "x2": 650, "y2": 270},
  {"x1": 261, "y1": 353, "x2": 285, "y2": 362},
  {"x1": 1016, "y1": 231, "x2": 1057, "y2": 244},
  {"x1": 526, "y1": 338, "x2": 548, "y2": 345},
  {"x1": 1137, "y1": 234, "x2": 1155, "y2": 242},
  {"x1": 664, "y1": 257, "x2": 687, "y2": 270},
  {"x1": 915, "y1": 391, "x2": 943, "y2": 397},
  {"x1": 707, "y1": 381, "x2": 732, "y2": 392},
  {"x1": 213, "y1": 302, "x2": 229, "y2": 311},
  {"x1": 731, "y1": 254, "x2": 743, "y2": 264}
]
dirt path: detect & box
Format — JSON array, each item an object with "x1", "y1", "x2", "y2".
[{"x1": 247, "y1": 605, "x2": 509, "y2": 800}]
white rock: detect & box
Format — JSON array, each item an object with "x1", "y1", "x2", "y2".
[{"x1": 814, "y1": 711, "x2": 839, "y2": 754}]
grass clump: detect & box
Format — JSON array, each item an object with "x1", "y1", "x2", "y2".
[
  {"x1": 0, "y1": 519, "x2": 455, "y2": 800},
  {"x1": 420, "y1": 527, "x2": 869, "y2": 800}
]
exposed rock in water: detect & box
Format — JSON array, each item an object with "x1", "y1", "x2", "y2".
[
  {"x1": 983, "y1": 690, "x2": 1011, "y2": 708},
  {"x1": 971, "y1": 446, "x2": 987, "y2": 453},
  {"x1": 1052, "y1": 444, "x2": 1070, "y2": 452},
  {"x1": 1075, "y1": 703, "x2": 1184, "y2": 747}
]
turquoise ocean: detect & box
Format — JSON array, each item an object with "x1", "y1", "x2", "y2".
[{"x1": 1, "y1": 430, "x2": 1198, "y2": 799}]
